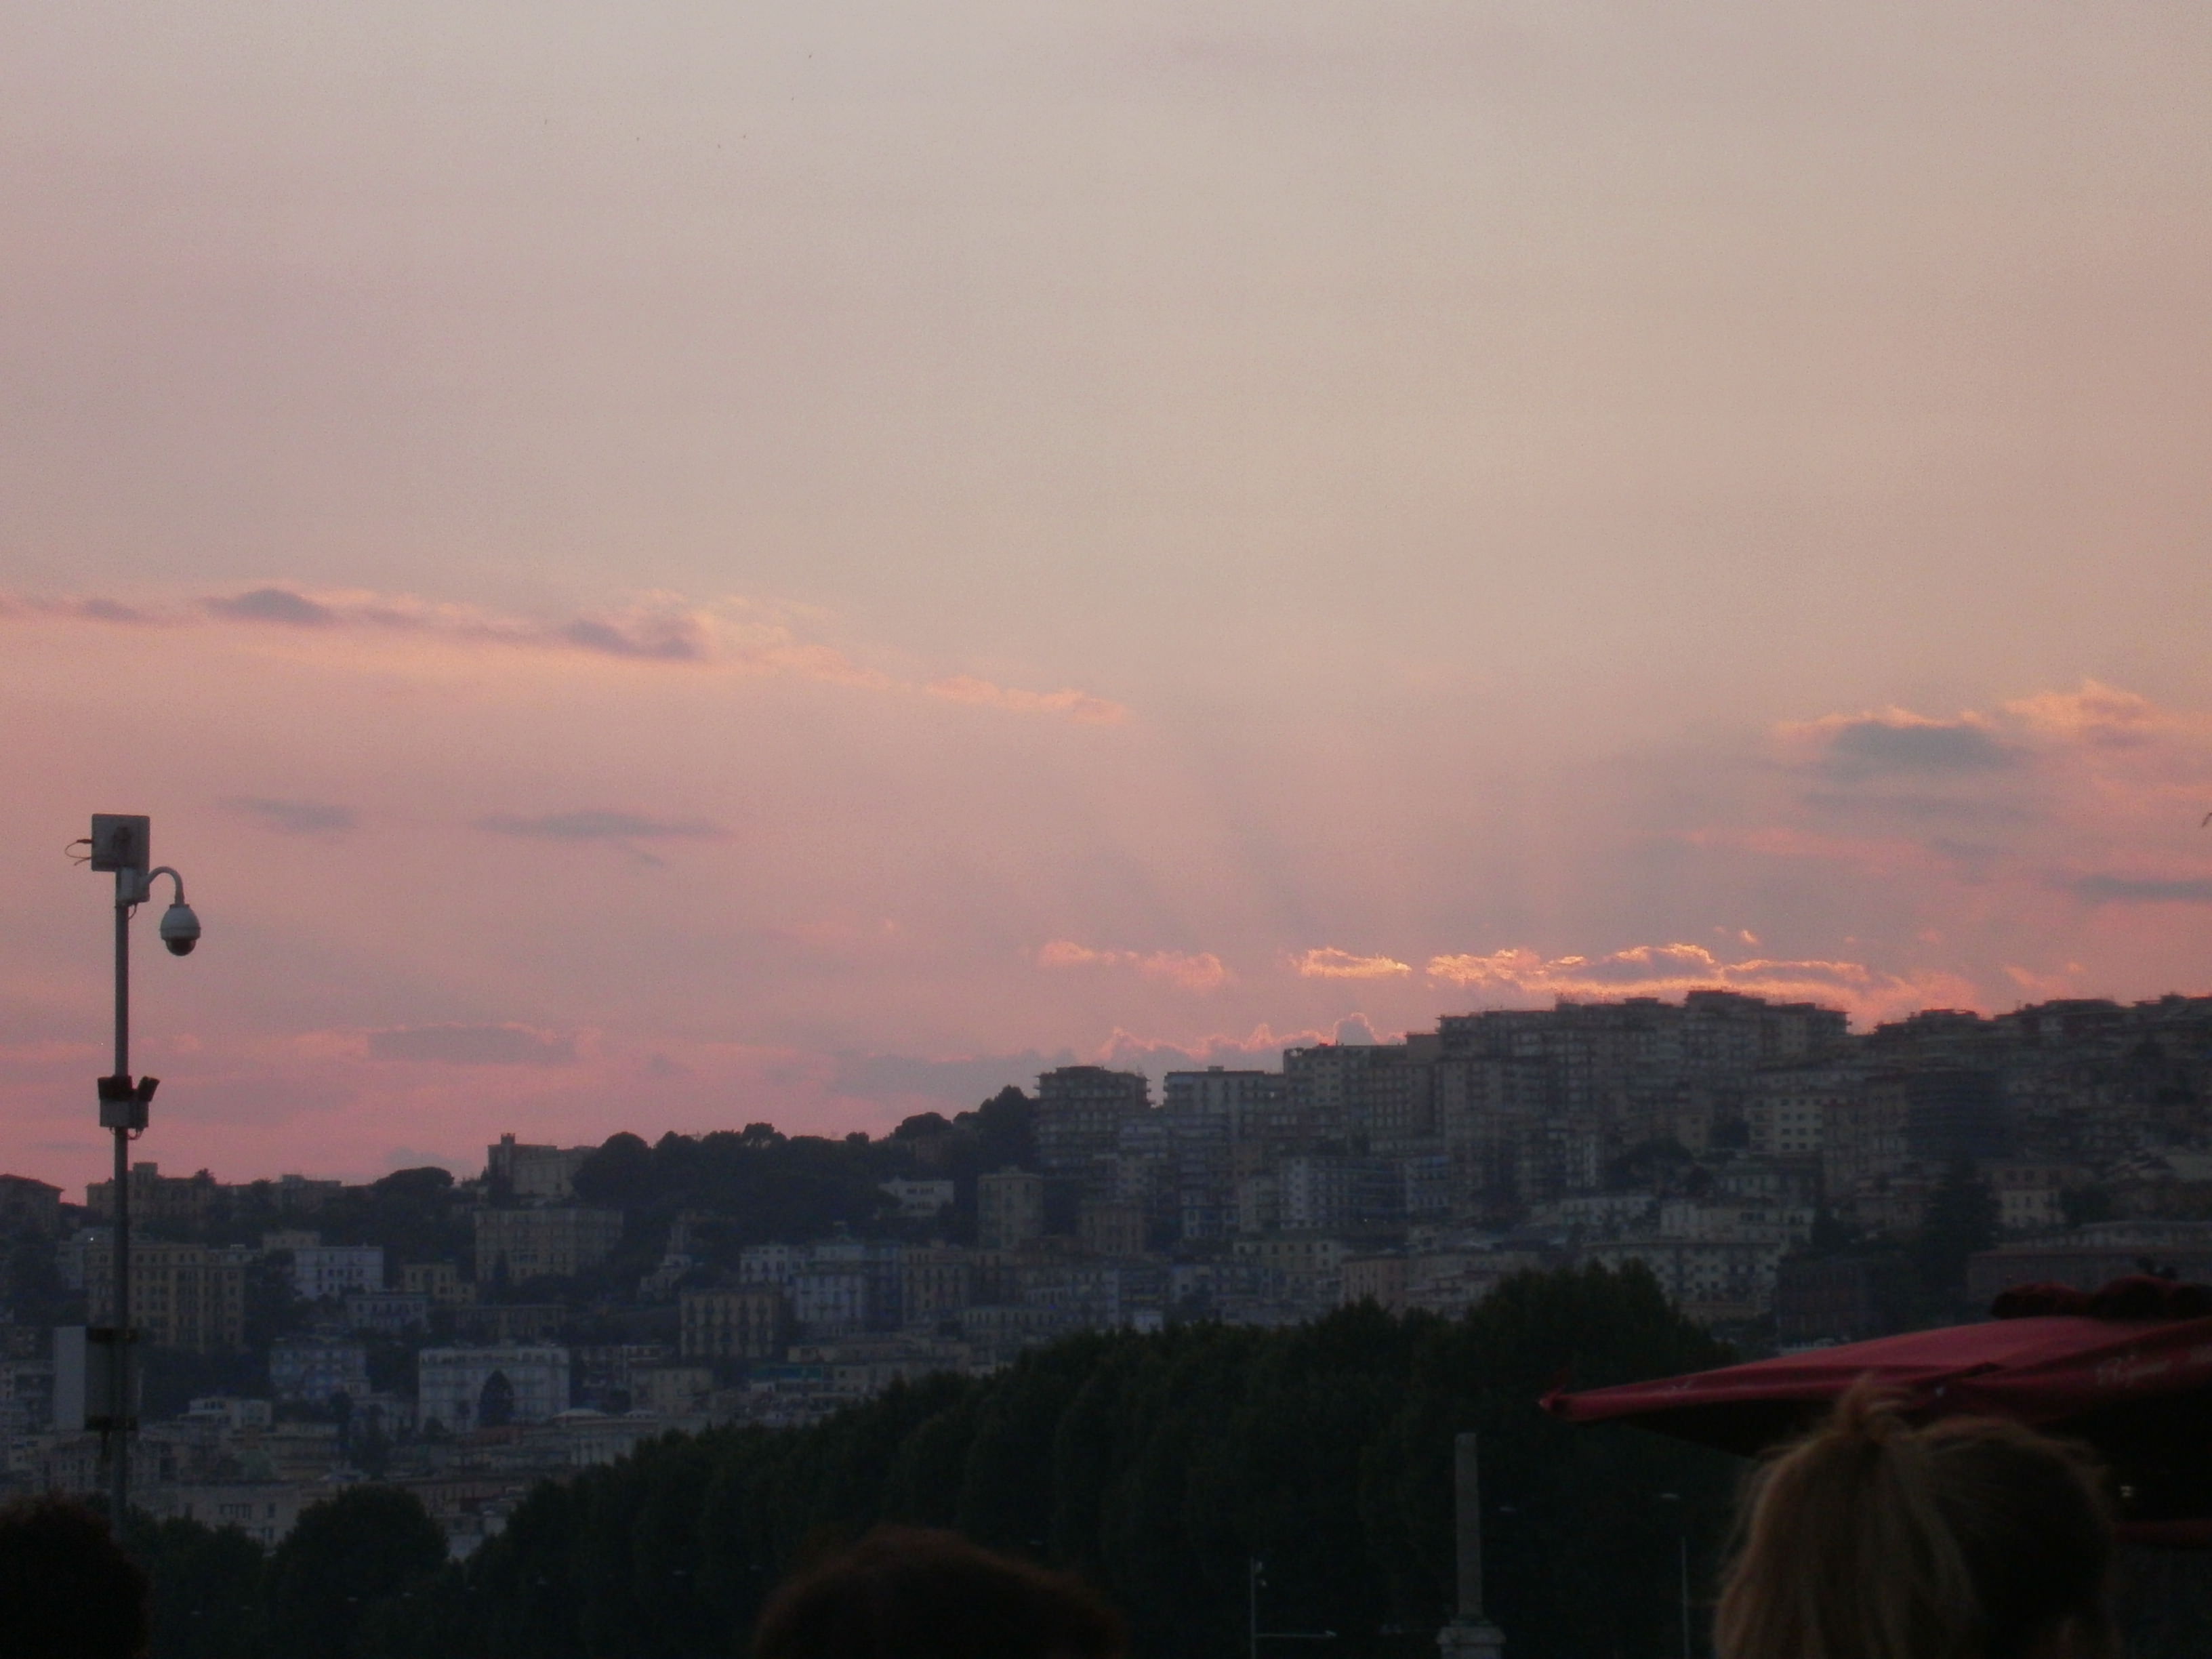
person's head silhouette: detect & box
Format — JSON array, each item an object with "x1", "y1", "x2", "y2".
[
  {"x1": 0, "y1": 1497, "x2": 150, "y2": 1659},
  {"x1": 754, "y1": 1526, "x2": 1126, "y2": 1659}
]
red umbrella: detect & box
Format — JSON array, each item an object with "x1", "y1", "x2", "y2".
[{"x1": 1543, "y1": 1277, "x2": 2212, "y2": 1542}]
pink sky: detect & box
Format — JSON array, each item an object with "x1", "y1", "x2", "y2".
[{"x1": 5, "y1": 3, "x2": 2212, "y2": 1193}]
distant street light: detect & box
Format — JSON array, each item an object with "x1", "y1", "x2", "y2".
[{"x1": 79, "y1": 813, "x2": 202, "y2": 1523}]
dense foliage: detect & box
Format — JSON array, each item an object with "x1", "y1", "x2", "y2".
[
  {"x1": 565, "y1": 1088, "x2": 1040, "y2": 1286},
  {"x1": 128, "y1": 1265, "x2": 1744, "y2": 1659}
]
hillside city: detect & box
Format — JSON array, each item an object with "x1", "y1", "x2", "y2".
[{"x1": 6, "y1": 986, "x2": 2212, "y2": 1559}]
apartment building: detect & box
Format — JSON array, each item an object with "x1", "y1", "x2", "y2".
[
  {"x1": 680, "y1": 1287, "x2": 787, "y2": 1359},
  {"x1": 472, "y1": 1206, "x2": 624, "y2": 1283},
  {"x1": 83, "y1": 1240, "x2": 250, "y2": 1352}
]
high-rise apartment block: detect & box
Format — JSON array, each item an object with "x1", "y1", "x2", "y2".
[
  {"x1": 83, "y1": 1240, "x2": 251, "y2": 1353},
  {"x1": 1034, "y1": 1067, "x2": 1150, "y2": 1181}
]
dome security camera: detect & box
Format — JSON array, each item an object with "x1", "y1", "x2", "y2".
[{"x1": 159, "y1": 900, "x2": 201, "y2": 956}]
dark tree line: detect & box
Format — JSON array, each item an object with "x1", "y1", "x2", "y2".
[
  {"x1": 125, "y1": 1265, "x2": 1743, "y2": 1659},
  {"x1": 563, "y1": 1088, "x2": 1040, "y2": 1288}
]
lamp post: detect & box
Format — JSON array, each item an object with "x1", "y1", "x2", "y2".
[
  {"x1": 1657, "y1": 1492, "x2": 1691, "y2": 1659},
  {"x1": 81, "y1": 814, "x2": 200, "y2": 1524}
]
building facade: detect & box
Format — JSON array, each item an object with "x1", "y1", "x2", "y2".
[
  {"x1": 83, "y1": 1240, "x2": 250, "y2": 1352},
  {"x1": 473, "y1": 1207, "x2": 624, "y2": 1283},
  {"x1": 269, "y1": 1336, "x2": 371, "y2": 1404},
  {"x1": 417, "y1": 1345, "x2": 571, "y2": 1430},
  {"x1": 1034, "y1": 1067, "x2": 1150, "y2": 1180},
  {"x1": 290, "y1": 1244, "x2": 386, "y2": 1301},
  {"x1": 977, "y1": 1170, "x2": 1046, "y2": 1250},
  {"x1": 680, "y1": 1287, "x2": 787, "y2": 1359}
]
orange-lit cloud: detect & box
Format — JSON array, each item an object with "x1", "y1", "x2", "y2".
[
  {"x1": 926, "y1": 676, "x2": 1128, "y2": 724},
  {"x1": 1036, "y1": 940, "x2": 1230, "y2": 991},
  {"x1": 1424, "y1": 943, "x2": 1971, "y2": 1024},
  {"x1": 2001, "y1": 681, "x2": 2166, "y2": 744},
  {"x1": 1291, "y1": 947, "x2": 1413, "y2": 979}
]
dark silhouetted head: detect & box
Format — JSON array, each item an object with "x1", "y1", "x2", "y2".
[
  {"x1": 754, "y1": 1526, "x2": 1126, "y2": 1659},
  {"x1": 0, "y1": 1497, "x2": 150, "y2": 1659}
]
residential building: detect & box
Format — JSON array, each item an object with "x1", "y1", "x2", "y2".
[
  {"x1": 269, "y1": 1336, "x2": 371, "y2": 1404},
  {"x1": 1162, "y1": 1067, "x2": 1286, "y2": 1141},
  {"x1": 453, "y1": 1304, "x2": 565, "y2": 1344},
  {"x1": 83, "y1": 1240, "x2": 249, "y2": 1352},
  {"x1": 1984, "y1": 1162, "x2": 2081, "y2": 1234},
  {"x1": 0, "y1": 1174, "x2": 63, "y2": 1236},
  {"x1": 268, "y1": 1174, "x2": 344, "y2": 1211},
  {"x1": 401, "y1": 1261, "x2": 475, "y2": 1306},
  {"x1": 977, "y1": 1169, "x2": 1046, "y2": 1250},
  {"x1": 472, "y1": 1206, "x2": 623, "y2": 1284},
  {"x1": 343, "y1": 1292, "x2": 430, "y2": 1334},
  {"x1": 630, "y1": 1364, "x2": 714, "y2": 1416},
  {"x1": 486, "y1": 1134, "x2": 598, "y2": 1200},
  {"x1": 1077, "y1": 1200, "x2": 1147, "y2": 1258},
  {"x1": 898, "y1": 1248, "x2": 976, "y2": 1324},
  {"x1": 1966, "y1": 1222, "x2": 2212, "y2": 1304},
  {"x1": 1033, "y1": 1067, "x2": 1150, "y2": 1180},
  {"x1": 790, "y1": 1271, "x2": 872, "y2": 1338},
  {"x1": 289, "y1": 1244, "x2": 385, "y2": 1301},
  {"x1": 85, "y1": 1162, "x2": 222, "y2": 1226},
  {"x1": 879, "y1": 1178, "x2": 955, "y2": 1218},
  {"x1": 1583, "y1": 1237, "x2": 1785, "y2": 1324},
  {"x1": 1340, "y1": 1254, "x2": 1408, "y2": 1309},
  {"x1": 680, "y1": 1287, "x2": 787, "y2": 1360},
  {"x1": 1745, "y1": 1063, "x2": 1864, "y2": 1158}
]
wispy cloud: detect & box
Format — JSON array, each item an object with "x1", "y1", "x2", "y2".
[
  {"x1": 205, "y1": 587, "x2": 337, "y2": 626},
  {"x1": 0, "y1": 583, "x2": 1122, "y2": 726},
  {"x1": 1290, "y1": 947, "x2": 1412, "y2": 979},
  {"x1": 2066, "y1": 874, "x2": 2212, "y2": 905},
  {"x1": 364, "y1": 1023, "x2": 575, "y2": 1065},
  {"x1": 478, "y1": 810, "x2": 727, "y2": 842},
  {"x1": 476, "y1": 810, "x2": 729, "y2": 867},
  {"x1": 928, "y1": 676, "x2": 1128, "y2": 726},
  {"x1": 222, "y1": 796, "x2": 356, "y2": 836},
  {"x1": 1037, "y1": 939, "x2": 1230, "y2": 991}
]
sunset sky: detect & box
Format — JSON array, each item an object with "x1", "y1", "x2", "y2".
[{"x1": 6, "y1": 3, "x2": 2212, "y2": 1191}]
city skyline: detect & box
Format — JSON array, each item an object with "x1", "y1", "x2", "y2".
[{"x1": 7, "y1": 3, "x2": 2212, "y2": 1186}]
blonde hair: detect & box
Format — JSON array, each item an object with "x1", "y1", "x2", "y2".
[{"x1": 1715, "y1": 1382, "x2": 2112, "y2": 1659}]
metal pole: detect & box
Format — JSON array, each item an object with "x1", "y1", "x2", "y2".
[
  {"x1": 1677, "y1": 1532, "x2": 1690, "y2": 1659},
  {"x1": 1249, "y1": 1557, "x2": 1258, "y2": 1659},
  {"x1": 111, "y1": 880, "x2": 130, "y2": 1525}
]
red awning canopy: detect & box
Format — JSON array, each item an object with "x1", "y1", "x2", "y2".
[{"x1": 1545, "y1": 1282, "x2": 2212, "y2": 1539}]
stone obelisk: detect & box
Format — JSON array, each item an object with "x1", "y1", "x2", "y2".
[{"x1": 1437, "y1": 1433, "x2": 1507, "y2": 1659}]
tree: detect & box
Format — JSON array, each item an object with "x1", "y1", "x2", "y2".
[
  {"x1": 266, "y1": 1487, "x2": 447, "y2": 1659},
  {"x1": 1915, "y1": 1158, "x2": 1999, "y2": 1305},
  {"x1": 126, "y1": 1511, "x2": 269, "y2": 1659},
  {"x1": 479, "y1": 1371, "x2": 516, "y2": 1429},
  {"x1": 2062, "y1": 1185, "x2": 2117, "y2": 1228}
]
